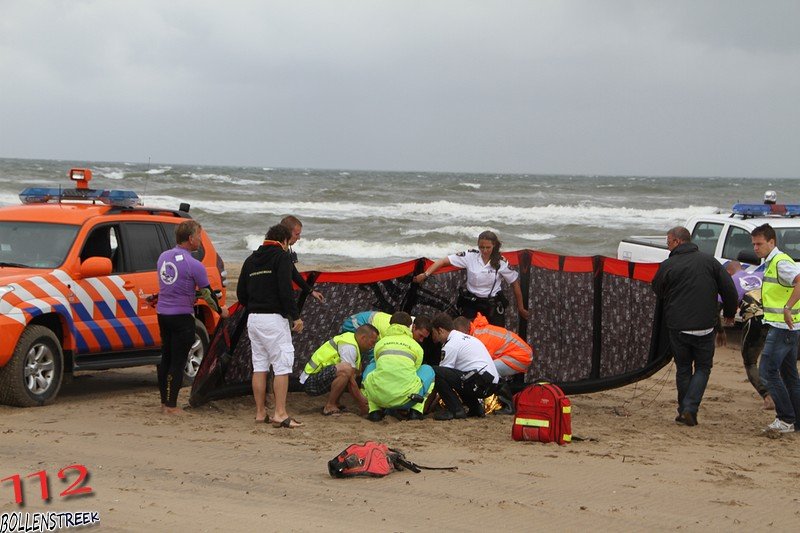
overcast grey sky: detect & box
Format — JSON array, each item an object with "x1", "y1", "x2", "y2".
[{"x1": 1, "y1": 1, "x2": 798, "y2": 177}]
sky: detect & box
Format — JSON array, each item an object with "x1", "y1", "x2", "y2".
[{"x1": 0, "y1": 0, "x2": 798, "y2": 178}]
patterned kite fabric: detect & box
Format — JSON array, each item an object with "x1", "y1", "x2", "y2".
[{"x1": 190, "y1": 251, "x2": 667, "y2": 406}]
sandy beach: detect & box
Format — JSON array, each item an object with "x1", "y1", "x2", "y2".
[{"x1": 2, "y1": 328, "x2": 798, "y2": 532}]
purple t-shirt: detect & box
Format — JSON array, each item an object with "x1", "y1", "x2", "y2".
[{"x1": 156, "y1": 246, "x2": 210, "y2": 315}]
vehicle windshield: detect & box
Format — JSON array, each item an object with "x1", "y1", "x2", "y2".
[
  {"x1": 777, "y1": 228, "x2": 800, "y2": 261},
  {"x1": 0, "y1": 222, "x2": 80, "y2": 268}
]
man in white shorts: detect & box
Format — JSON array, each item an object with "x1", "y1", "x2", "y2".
[{"x1": 237, "y1": 224, "x2": 304, "y2": 428}]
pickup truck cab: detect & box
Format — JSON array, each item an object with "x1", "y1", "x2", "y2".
[
  {"x1": 618, "y1": 199, "x2": 800, "y2": 267},
  {"x1": 0, "y1": 168, "x2": 227, "y2": 406}
]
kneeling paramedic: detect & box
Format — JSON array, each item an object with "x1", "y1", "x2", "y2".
[
  {"x1": 362, "y1": 312, "x2": 435, "y2": 421},
  {"x1": 341, "y1": 310, "x2": 432, "y2": 367},
  {"x1": 301, "y1": 324, "x2": 379, "y2": 416}
]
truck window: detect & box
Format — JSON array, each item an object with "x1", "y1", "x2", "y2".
[
  {"x1": 722, "y1": 226, "x2": 753, "y2": 261},
  {"x1": 124, "y1": 223, "x2": 165, "y2": 272},
  {"x1": 81, "y1": 224, "x2": 122, "y2": 273},
  {"x1": 160, "y1": 222, "x2": 205, "y2": 261},
  {"x1": 691, "y1": 222, "x2": 723, "y2": 256},
  {"x1": 777, "y1": 228, "x2": 800, "y2": 261}
]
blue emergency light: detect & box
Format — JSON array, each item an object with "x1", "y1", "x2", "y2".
[
  {"x1": 731, "y1": 203, "x2": 800, "y2": 217},
  {"x1": 19, "y1": 187, "x2": 142, "y2": 208},
  {"x1": 18, "y1": 167, "x2": 142, "y2": 208}
]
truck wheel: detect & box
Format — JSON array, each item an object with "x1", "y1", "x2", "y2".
[
  {"x1": 0, "y1": 325, "x2": 64, "y2": 407},
  {"x1": 182, "y1": 319, "x2": 209, "y2": 386}
]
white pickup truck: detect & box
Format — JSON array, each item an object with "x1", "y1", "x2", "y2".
[{"x1": 618, "y1": 203, "x2": 800, "y2": 266}]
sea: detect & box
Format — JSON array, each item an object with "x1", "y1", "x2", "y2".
[{"x1": 0, "y1": 157, "x2": 796, "y2": 269}]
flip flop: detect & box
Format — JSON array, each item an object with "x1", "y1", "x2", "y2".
[
  {"x1": 272, "y1": 417, "x2": 303, "y2": 429},
  {"x1": 322, "y1": 407, "x2": 346, "y2": 416}
]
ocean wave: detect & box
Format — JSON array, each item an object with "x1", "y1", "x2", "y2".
[
  {"x1": 243, "y1": 236, "x2": 466, "y2": 259},
  {"x1": 146, "y1": 167, "x2": 172, "y2": 175},
  {"x1": 0, "y1": 193, "x2": 20, "y2": 206},
  {"x1": 460, "y1": 182, "x2": 481, "y2": 189},
  {"x1": 401, "y1": 226, "x2": 498, "y2": 239},
  {"x1": 141, "y1": 195, "x2": 719, "y2": 229},
  {"x1": 96, "y1": 169, "x2": 126, "y2": 180},
  {"x1": 181, "y1": 173, "x2": 262, "y2": 186},
  {"x1": 518, "y1": 233, "x2": 556, "y2": 241}
]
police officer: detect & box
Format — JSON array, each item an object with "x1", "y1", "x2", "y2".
[
  {"x1": 413, "y1": 230, "x2": 528, "y2": 326},
  {"x1": 430, "y1": 313, "x2": 499, "y2": 420}
]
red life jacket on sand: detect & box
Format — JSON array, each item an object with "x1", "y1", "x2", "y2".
[
  {"x1": 470, "y1": 313, "x2": 533, "y2": 373},
  {"x1": 328, "y1": 442, "x2": 458, "y2": 478}
]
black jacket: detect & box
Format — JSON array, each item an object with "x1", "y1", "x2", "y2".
[
  {"x1": 651, "y1": 242, "x2": 738, "y2": 331},
  {"x1": 237, "y1": 242, "x2": 299, "y2": 320}
]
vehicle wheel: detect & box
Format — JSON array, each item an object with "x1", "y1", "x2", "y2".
[
  {"x1": 0, "y1": 325, "x2": 64, "y2": 407},
  {"x1": 182, "y1": 319, "x2": 209, "y2": 386}
]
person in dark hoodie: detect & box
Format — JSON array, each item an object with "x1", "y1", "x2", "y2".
[
  {"x1": 237, "y1": 224, "x2": 304, "y2": 428},
  {"x1": 652, "y1": 226, "x2": 738, "y2": 427}
]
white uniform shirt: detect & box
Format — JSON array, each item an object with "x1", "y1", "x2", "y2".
[
  {"x1": 448, "y1": 250, "x2": 519, "y2": 298},
  {"x1": 764, "y1": 247, "x2": 800, "y2": 330},
  {"x1": 439, "y1": 330, "x2": 500, "y2": 384}
]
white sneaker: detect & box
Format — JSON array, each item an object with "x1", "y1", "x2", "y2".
[{"x1": 766, "y1": 418, "x2": 795, "y2": 433}]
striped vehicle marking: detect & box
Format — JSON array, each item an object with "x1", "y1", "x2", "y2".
[
  {"x1": 51, "y1": 270, "x2": 95, "y2": 316},
  {"x1": 85, "y1": 277, "x2": 120, "y2": 314},
  {"x1": 98, "y1": 276, "x2": 146, "y2": 346},
  {"x1": 116, "y1": 298, "x2": 155, "y2": 345},
  {"x1": 72, "y1": 280, "x2": 119, "y2": 352}
]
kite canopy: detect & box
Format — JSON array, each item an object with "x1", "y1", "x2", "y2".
[{"x1": 190, "y1": 251, "x2": 669, "y2": 407}]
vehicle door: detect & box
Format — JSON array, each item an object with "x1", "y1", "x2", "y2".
[
  {"x1": 114, "y1": 221, "x2": 173, "y2": 349},
  {"x1": 721, "y1": 224, "x2": 757, "y2": 264},
  {"x1": 73, "y1": 222, "x2": 148, "y2": 354}
]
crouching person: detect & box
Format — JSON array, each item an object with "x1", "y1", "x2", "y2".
[
  {"x1": 430, "y1": 313, "x2": 500, "y2": 420},
  {"x1": 362, "y1": 312, "x2": 435, "y2": 422},
  {"x1": 300, "y1": 324, "x2": 379, "y2": 416},
  {"x1": 453, "y1": 312, "x2": 533, "y2": 414}
]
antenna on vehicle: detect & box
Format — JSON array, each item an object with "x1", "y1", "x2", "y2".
[{"x1": 143, "y1": 156, "x2": 151, "y2": 200}]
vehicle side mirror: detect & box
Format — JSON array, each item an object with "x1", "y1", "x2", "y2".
[
  {"x1": 80, "y1": 256, "x2": 112, "y2": 278},
  {"x1": 737, "y1": 250, "x2": 760, "y2": 265}
]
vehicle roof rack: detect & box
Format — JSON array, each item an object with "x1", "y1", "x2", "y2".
[{"x1": 106, "y1": 206, "x2": 192, "y2": 218}]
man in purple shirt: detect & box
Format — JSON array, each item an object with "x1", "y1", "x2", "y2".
[{"x1": 157, "y1": 220, "x2": 227, "y2": 414}]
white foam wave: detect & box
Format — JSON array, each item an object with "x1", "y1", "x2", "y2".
[
  {"x1": 146, "y1": 167, "x2": 171, "y2": 175},
  {"x1": 99, "y1": 171, "x2": 126, "y2": 180},
  {"x1": 460, "y1": 182, "x2": 481, "y2": 189},
  {"x1": 244, "y1": 236, "x2": 465, "y2": 259},
  {"x1": 0, "y1": 193, "x2": 20, "y2": 206},
  {"x1": 182, "y1": 173, "x2": 262, "y2": 186},
  {"x1": 142, "y1": 195, "x2": 719, "y2": 229},
  {"x1": 518, "y1": 233, "x2": 556, "y2": 241},
  {"x1": 402, "y1": 226, "x2": 498, "y2": 239}
]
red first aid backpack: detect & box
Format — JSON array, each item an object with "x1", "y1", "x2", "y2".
[{"x1": 512, "y1": 382, "x2": 572, "y2": 445}]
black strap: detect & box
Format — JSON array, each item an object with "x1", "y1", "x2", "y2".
[{"x1": 389, "y1": 449, "x2": 458, "y2": 473}]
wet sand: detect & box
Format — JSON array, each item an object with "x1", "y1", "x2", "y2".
[{"x1": 2, "y1": 333, "x2": 798, "y2": 531}]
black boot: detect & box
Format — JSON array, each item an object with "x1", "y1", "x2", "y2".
[
  {"x1": 367, "y1": 410, "x2": 385, "y2": 422},
  {"x1": 495, "y1": 383, "x2": 515, "y2": 415}
]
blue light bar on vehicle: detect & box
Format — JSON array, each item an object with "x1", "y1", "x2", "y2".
[
  {"x1": 19, "y1": 187, "x2": 143, "y2": 208},
  {"x1": 731, "y1": 203, "x2": 800, "y2": 217}
]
